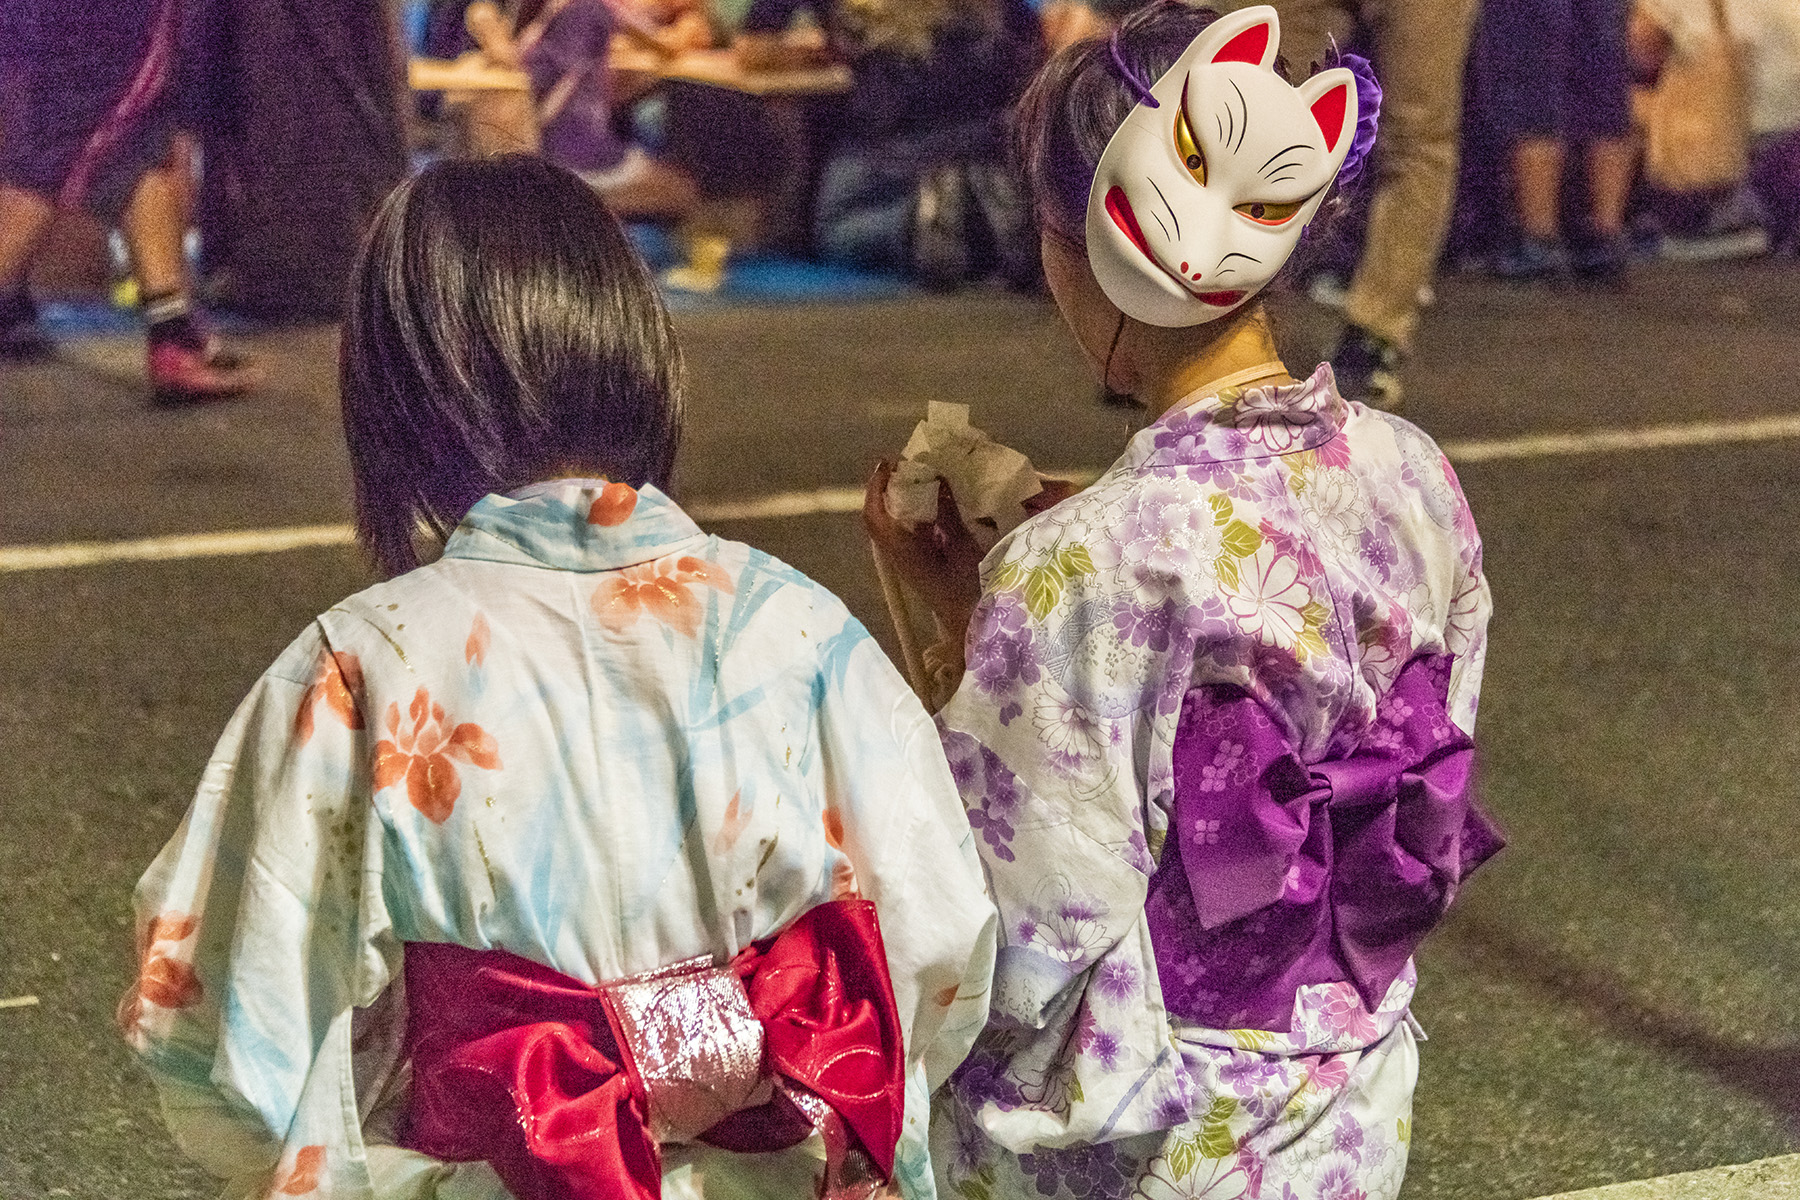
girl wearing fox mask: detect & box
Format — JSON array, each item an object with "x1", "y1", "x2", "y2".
[{"x1": 866, "y1": 5, "x2": 1502, "y2": 1197}]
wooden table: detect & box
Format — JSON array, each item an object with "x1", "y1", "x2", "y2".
[{"x1": 408, "y1": 51, "x2": 849, "y2": 98}]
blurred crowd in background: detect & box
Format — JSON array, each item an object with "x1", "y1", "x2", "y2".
[{"x1": 1, "y1": 0, "x2": 1796, "y2": 406}]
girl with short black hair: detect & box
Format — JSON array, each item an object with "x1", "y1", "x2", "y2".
[{"x1": 124, "y1": 154, "x2": 996, "y2": 1200}]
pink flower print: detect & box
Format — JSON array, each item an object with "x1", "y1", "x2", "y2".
[
  {"x1": 278, "y1": 1145, "x2": 325, "y2": 1195},
  {"x1": 591, "y1": 554, "x2": 735, "y2": 638},
  {"x1": 295, "y1": 652, "x2": 364, "y2": 744},
  {"x1": 1317, "y1": 981, "x2": 1380, "y2": 1041},
  {"x1": 1193, "y1": 818, "x2": 1221, "y2": 845},
  {"x1": 586, "y1": 481, "x2": 639, "y2": 527},
  {"x1": 373, "y1": 688, "x2": 501, "y2": 824},
  {"x1": 1301, "y1": 1053, "x2": 1351, "y2": 1091},
  {"x1": 465, "y1": 613, "x2": 490, "y2": 666},
  {"x1": 1314, "y1": 432, "x2": 1353, "y2": 469},
  {"x1": 1198, "y1": 740, "x2": 1246, "y2": 792},
  {"x1": 1224, "y1": 544, "x2": 1312, "y2": 650}
]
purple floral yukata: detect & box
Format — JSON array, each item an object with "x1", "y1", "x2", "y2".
[{"x1": 930, "y1": 366, "x2": 1500, "y2": 1200}]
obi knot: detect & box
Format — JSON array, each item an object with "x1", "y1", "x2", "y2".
[
  {"x1": 399, "y1": 899, "x2": 905, "y2": 1200},
  {"x1": 1146, "y1": 654, "x2": 1503, "y2": 1032}
]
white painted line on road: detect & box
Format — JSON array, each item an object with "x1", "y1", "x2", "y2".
[
  {"x1": 0, "y1": 523, "x2": 357, "y2": 573},
  {"x1": 1438, "y1": 412, "x2": 1800, "y2": 463},
  {"x1": 1525, "y1": 1151, "x2": 1800, "y2": 1200},
  {"x1": 5, "y1": 412, "x2": 1800, "y2": 573},
  {"x1": 691, "y1": 486, "x2": 866, "y2": 522}
]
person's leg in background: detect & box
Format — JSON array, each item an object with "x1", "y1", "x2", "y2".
[
  {"x1": 1749, "y1": 131, "x2": 1800, "y2": 254},
  {"x1": 0, "y1": 0, "x2": 68, "y2": 357},
  {"x1": 120, "y1": 145, "x2": 265, "y2": 403},
  {"x1": 1563, "y1": 0, "x2": 1636, "y2": 282},
  {"x1": 0, "y1": 187, "x2": 60, "y2": 356},
  {"x1": 1488, "y1": 0, "x2": 1577, "y2": 280},
  {"x1": 0, "y1": 0, "x2": 262, "y2": 399},
  {"x1": 1329, "y1": 0, "x2": 1481, "y2": 410}
]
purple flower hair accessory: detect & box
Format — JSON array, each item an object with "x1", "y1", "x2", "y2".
[
  {"x1": 1327, "y1": 49, "x2": 1381, "y2": 186},
  {"x1": 1109, "y1": 27, "x2": 1160, "y2": 110}
]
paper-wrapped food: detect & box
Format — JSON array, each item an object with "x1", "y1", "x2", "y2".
[
  {"x1": 884, "y1": 402, "x2": 1041, "y2": 549},
  {"x1": 875, "y1": 404, "x2": 1043, "y2": 709}
]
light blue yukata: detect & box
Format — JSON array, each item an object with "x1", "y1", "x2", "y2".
[{"x1": 123, "y1": 480, "x2": 998, "y2": 1200}]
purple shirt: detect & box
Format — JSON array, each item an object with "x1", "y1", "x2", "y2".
[{"x1": 522, "y1": 0, "x2": 627, "y2": 173}]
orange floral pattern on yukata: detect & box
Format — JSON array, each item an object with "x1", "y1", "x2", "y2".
[
  {"x1": 118, "y1": 912, "x2": 203, "y2": 1036},
  {"x1": 373, "y1": 688, "x2": 501, "y2": 824},
  {"x1": 587, "y1": 482, "x2": 639, "y2": 527},
  {"x1": 712, "y1": 790, "x2": 751, "y2": 854},
  {"x1": 278, "y1": 1145, "x2": 325, "y2": 1194},
  {"x1": 591, "y1": 555, "x2": 735, "y2": 638},
  {"x1": 465, "y1": 613, "x2": 491, "y2": 666},
  {"x1": 295, "y1": 652, "x2": 364, "y2": 744},
  {"x1": 823, "y1": 807, "x2": 859, "y2": 899}
]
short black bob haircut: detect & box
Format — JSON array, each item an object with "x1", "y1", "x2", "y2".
[{"x1": 340, "y1": 154, "x2": 683, "y2": 576}]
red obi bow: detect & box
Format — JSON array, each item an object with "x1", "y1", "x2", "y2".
[{"x1": 400, "y1": 900, "x2": 905, "y2": 1200}]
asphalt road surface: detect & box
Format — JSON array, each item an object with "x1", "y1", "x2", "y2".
[{"x1": 4, "y1": 261, "x2": 1799, "y2": 1200}]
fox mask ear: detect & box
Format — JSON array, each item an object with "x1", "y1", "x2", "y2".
[
  {"x1": 1298, "y1": 71, "x2": 1356, "y2": 153},
  {"x1": 1209, "y1": 15, "x2": 1277, "y2": 68}
]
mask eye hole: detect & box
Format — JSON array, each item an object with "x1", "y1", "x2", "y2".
[
  {"x1": 1173, "y1": 96, "x2": 1206, "y2": 185},
  {"x1": 1234, "y1": 199, "x2": 1306, "y2": 225}
]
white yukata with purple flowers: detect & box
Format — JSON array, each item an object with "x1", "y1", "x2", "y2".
[{"x1": 930, "y1": 366, "x2": 1490, "y2": 1200}]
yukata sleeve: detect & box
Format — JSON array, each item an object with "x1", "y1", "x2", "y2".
[
  {"x1": 813, "y1": 630, "x2": 998, "y2": 1197},
  {"x1": 934, "y1": 529, "x2": 1197, "y2": 1151},
  {"x1": 124, "y1": 624, "x2": 400, "y2": 1200},
  {"x1": 1441, "y1": 458, "x2": 1492, "y2": 736}
]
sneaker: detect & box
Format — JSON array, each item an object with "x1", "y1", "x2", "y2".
[
  {"x1": 1492, "y1": 237, "x2": 1567, "y2": 282},
  {"x1": 0, "y1": 287, "x2": 53, "y2": 359},
  {"x1": 1331, "y1": 326, "x2": 1405, "y2": 413},
  {"x1": 1570, "y1": 230, "x2": 1631, "y2": 287},
  {"x1": 148, "y1": 336, "x2": 266, "y2": 405}
]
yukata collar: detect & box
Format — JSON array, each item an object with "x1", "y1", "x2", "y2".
[
  {"x1": 443, "y1": 479, "x2": 705, "y2": 573},
  {"x1": 1120, "y1": 362, "x2": 1348, "y2": 471}
]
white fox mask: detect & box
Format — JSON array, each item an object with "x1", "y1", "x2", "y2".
[{"x1": 1085, "y1": 6, "x2": 1357, "y2": 328}]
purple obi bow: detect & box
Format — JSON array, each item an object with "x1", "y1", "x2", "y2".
[{"x1": 1146, "y1": 654, "x2": 1503, "y2": 1032}]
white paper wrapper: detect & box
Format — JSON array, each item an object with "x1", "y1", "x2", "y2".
[
  {"x1": 883, "y1": 401, "x2": 1041, "y2": 550},
  {"x1": 875, "y1": 404, "x2": 1042, "y2": 708}
]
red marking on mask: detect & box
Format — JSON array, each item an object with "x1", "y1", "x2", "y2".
[
  {"x1": 1105, "y1": 186, "x2": 1155, "y2": 262},
  {"x1": 1198, "y1": 290, "x2": 1247, "y2": 306},
  {"x1": 1212, "y1": 22, "x2": 1271, "y2": 65},
  {"x1": 1311, "y1": 82, "x2": 1350, "y2": 150}
]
